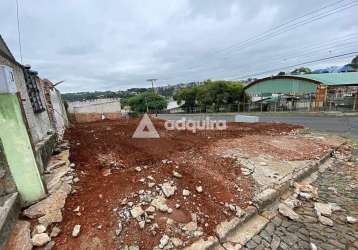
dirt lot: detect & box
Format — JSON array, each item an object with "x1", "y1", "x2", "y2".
[{"x1": 52, "y1": 118, "x2": 318, "y2": 249}]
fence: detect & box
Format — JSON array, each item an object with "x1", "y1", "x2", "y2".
[{"x1": 157, "y1": 95, "x2": 358, "y2": 114}]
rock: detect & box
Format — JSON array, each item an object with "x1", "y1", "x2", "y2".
[
  {"x1": 72, "y1": 225, "x2": 81, "y2": 237},
  {"x1": 50, "y1": 226, "x2": 61, "y2": 237},
  {"x1": 115, "y1": 222, "x2": 123, "y2": 236},
  {"x1": 215, "y1": 217, "x2": 241, "y2": 240},
  {"x1": 183, "y1": 221, "x2": 198, "y2": 232},
  {"x1": 318, "y1": 215, "x2": 333, "y2": 226},
  {"x1": 183, "y1": 236, "x2": 218, "y2": 250},
  {"x1": 195, "y1": 186, "x2": 203, "y2": 193},
  {"x1": 138, "y1": 221, "x2": 145, "y2": 229},
  {"x1": 172, "y1": 171, "x2": 182, "y2": 178},
  {"x1": 43, "y1": 241, "x2": 55, "y2": 250},
  {"x1": 151, "y1": 196, "x2": 169, "y2": 212},
  {"x1": 5, "y1": 221, "x2": 32, "y2": 250},
  {"x1": 347, "y1": 216, "x2": 358, "y2": 224},
  {"x1": 145, "y1": 206, "x2": 156, "y2": 213},
  {"x1": 329, "y1": 203, "x2": 344, "y2": 212},
  {"x1": 33, "y1": 224, "x2": 47, "y2": 235},
  {"x1": 73, "y1": 206, "x2": 80, "y2": 212},
  {"x1": 161, "y1": 182, "x2": 176, "y2": 198},
  {"x1": 129, "y1": 246, "x2": 139, "y2": 250},
  {"x1": 175, "y1": 204, "x2": 180, "y2": 209},
  {"x1": 148, "y1": 182, "x2": 156, "y2": 188},
  {"x1": 294, "y1": 182, "x2": 318, "y2": 200},
  {"x1": 69, "y1": 163, "x2": 75, "y2": 168},
  {"x1": 283, "y1": 197, "x2": 301, "y2": 209},
  {"x1": 73, "y1": 177, "x2": 80, "y2": 183},
  {"x1": 159, "y1": 234, "x2": 170, "y2": 248},
  {"x1": 182, "y1": 189, "x2": 190, "y2": 196},
  {"x1": 171, "y1": 237, "x2": 183, "y2": 247},
  {"x1": 130, "y1": 206, "x2": 144, "y2": 218},
  {"x1": 31, "y1": 233, "x2": 51, "y2": 247},
  {"x1": 314, "y1": 202, "x2": 332, "y2": 217},
  {"x1": 23, "y1": 188, "x2": 68, "y2": 219},
  {"x1": 38, "y1": 209, "x2": 63, "y2": 227},
  {"x1": 135, "y1": 167, "x2": 141, "y2": 172},
  {"x1": 278, "y1": 203, "x2": 300, "y2": 221},
  {"x1": 310, "y1": 242, "x2": 318, "y2": 250}
]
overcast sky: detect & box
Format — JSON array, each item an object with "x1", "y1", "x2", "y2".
[{"x1": 1, "y1": 0, "x2": 358, "y2": 93}]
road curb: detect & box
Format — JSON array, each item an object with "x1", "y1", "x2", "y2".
[{"x1": 185, "y1": 142, "x2": 345, "y2": 250}]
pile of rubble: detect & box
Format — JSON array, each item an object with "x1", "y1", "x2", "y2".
[
  {"x1": 110, "y1": 168, "x2": 245, "y2": 250},
  {"x1": 278, "y1": 180, "x2": 357, "y2": 228},
  {"x1": 7, "y1": 141, "x2": 79, "y2": 249}
]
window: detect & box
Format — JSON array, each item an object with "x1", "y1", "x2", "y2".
[{"x1": 23, "y1": 68, "x2": 45, "y2": 113}]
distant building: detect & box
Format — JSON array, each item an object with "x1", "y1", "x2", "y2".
[
  {"x1": 68, "y1": 98, "x2": 122, "y2": 123},
  {"x1": 244, "y1": 72, "x2": 358, "y2": 112}
]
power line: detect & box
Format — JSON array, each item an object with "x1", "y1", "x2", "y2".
[
  {"x1": 227, "y1": 51, "x2": 358, "y2": 80},
  {"x1": 15, "y1": 0, "x2": 23, "y2": 63},
  {"x1": 163, "y1": 0, "x2": 358, "y2": 76}
]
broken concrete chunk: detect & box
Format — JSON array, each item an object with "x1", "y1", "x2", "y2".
[
  {"x1": 159, "y1": 234, "x2": 170, "y2": 249},
  {"x1": 172, "y1": 171, "x2": 182, "y2": 178},
  {"x1": 278, "y1": 203, "x2": 300, "y2": 221},
  {"x1": 195, "y1": 186, "x2": 203, "y2": 193},
  {"x1": 130, "y1": 206, "x2": 144, "y2": 218},
  {"x1": 5, "y1": 221, "x2": 32, "y2": 250},
  {"x1": 72, "y1": 225, "x2": 81, "y2": 237},
  {"x1": 32, "y1": 224, "x2": 47, "y2": 235},
  {"x1": 182, "y1": 189, "x2": 190, "y2": 196},
  {"x1": 347, "y1": 216, "x2": 358, "y2": 224},
  {"x1": 171, "y1": 237, "x2": 183, "y2": 247},
  {"x1": 50, "y1": 226, "x2": 61, "y2": 237},
  {"x1": 31, "y1": 233, "x2": 51, "y2": 247},
  {"x1": 38, "y1": 209, "x2": 63, "y2": 227},
  {"x1": 161, "y1": 182, "x2": 176, "y2": 198},
  {"x1": 314, "y1": 202, "x2": 332, "y2": 217},
  {"x1": 151, "y1": 196, "x2": 169, "y2": 212},
  {"x1": 318, "y1": 215, "x2": 333, "y2": 226}
]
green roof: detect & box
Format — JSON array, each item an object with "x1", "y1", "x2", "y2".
[{"x1": 291, "y1": 72, "x2": 358, "y2": 86}]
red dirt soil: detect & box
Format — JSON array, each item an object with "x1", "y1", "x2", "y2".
[{"x1": 53, "y1": 118, "x2": 302, "y2": 250}]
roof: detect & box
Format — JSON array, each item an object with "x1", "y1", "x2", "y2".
[
  {"x1": 245, "y1": 72, "x2": 358, "y2": 90},
  {"x1": 0, "y1": 35, "x2": 16, "y2": 62},
  {"x1": 294, "y1": 72, "x2": 358, "y2": 86}
]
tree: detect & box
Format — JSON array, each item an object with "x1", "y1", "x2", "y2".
[
  {"x1": 128, "y1": 92, "x2": 168, "y2": 113},
  {"x1": 291, "y1": 67, "x2": 311, "y2": 74},
  {"x1": 174, "y1": 80, "x2": 247, "y2": 112}
]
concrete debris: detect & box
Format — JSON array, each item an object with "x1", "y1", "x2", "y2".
[
  {"x1": 182, "y1": 189, "x2": 191, "y2": 196},
  {"x1": 318, "y1": 215, "x2": 333, "y2": 226},
  {"x1": 73, "y1": 177, "x2": 80, "y2": 183},
  {"x1": 73, "y1": 206, "x2": 80, "y2": 212},
  {"x1": 159, "y1": 234, "x2": 170, "y2": 249},
  {"x1": 31, "y1": 233, "x2": 51, "y2": 247},
  {"x1": 50, "y1": 226, "x2": 61, "y2": 237},
  {"x1": 33, "y1": 224, "x2": 47, "y2": 235},
  {"x1": 294, "y1": 182, "x2": 319, "y2": 201},
  {"x1": 23, "y1": 187, "x2": 68, "y2": 219},
  {"x1": 138, "y1": 220, "x2": 145, "y2": 229},
  {"x1": 161, "y1": 182, "x2": 177, "y2": 198},
  {"x1": 72, "y1": 224, "x2": 81, "y2": 237},
  {"x1": 314, "y1": 202, "x2": 332, "y2": 217},
  {"x1": 148, "y1": 182, "x2": 156, "y2": 188},
  {"x1": 172, "y1": 171, "x2": 182, "y2": 178},
  {"x1": 151, "y1": 196, "x2": 169, "y2": 212},
  {"x1": 171, "y1": 237, "x2": 183, "y2": 247},
  {"x1": 183, "y1": 221, "x2": 198, "y2": 232},
  {"x1": 135, "y1": 167, "x2": 141, "y2": 172},
  {"x1": 278, "y1": 203, "x2": 300, "y2": 221},
  {"x1": 38, "y1": 209, "x2": 63, "y2": 227},
  {"x1": 116, "y1": 223, "x2": 123, "y2": 236},
  {"x1": 195, "y1": 186, "x2": 203, "y2": 193},
  {"x1": 347, "y1": 216, "x2": 358, "y2": 224},
  {"x1": 310, "y1": 242, "x2": 318, "y2": 250},
  {"x1": 130, "y1": 206, "x2": 144, "y2": 218},
  {"x1": 145, "y1": 206, "x2": 156, "y2": 213}
]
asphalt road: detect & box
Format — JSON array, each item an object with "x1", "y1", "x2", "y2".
[{"x1": 158, "y1": 114, "x2": 358, "y2": 139}]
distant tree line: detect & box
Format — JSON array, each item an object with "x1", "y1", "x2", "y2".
[{"x1": 173, "y1": 80, "x2": 248, "y2": 112}]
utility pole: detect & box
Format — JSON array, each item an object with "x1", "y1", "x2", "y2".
[{"x1": 147, "y1": 79, "x2": 158, "y2": 93}]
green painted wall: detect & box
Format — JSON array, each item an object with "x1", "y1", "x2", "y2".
[
  {"x1": 0, "y1": 93, "x2": 46, "y2": 204},
  {"x1": 245, "y1": 78, "x2": 317, "y2": 95}
]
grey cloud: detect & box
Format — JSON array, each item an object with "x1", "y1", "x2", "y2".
[{"x1": 0, "y1": 0, "x2": 357, "y2": 92}]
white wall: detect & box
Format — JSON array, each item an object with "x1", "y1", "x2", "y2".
[{"x1": 69, "y1": 98, "x2": 121, "y2": 114}]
